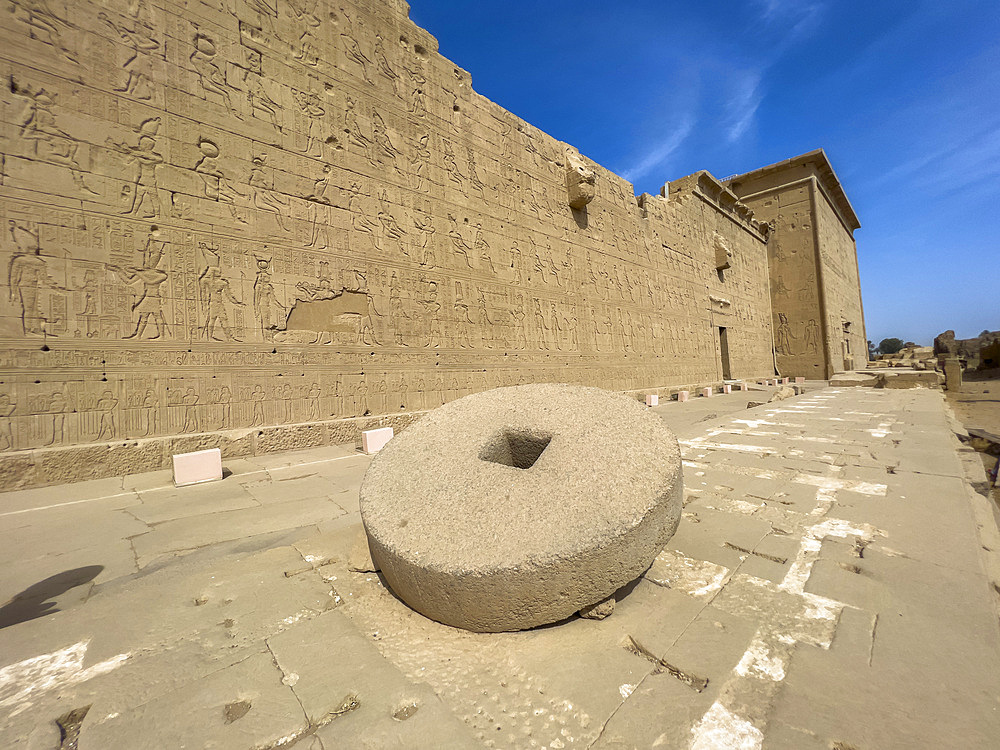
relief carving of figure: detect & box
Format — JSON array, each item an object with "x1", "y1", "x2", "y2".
[
  {"x1": 95, "y1": 390, "x2": 118, "y2": 440},
  {"x1": 253, "y1": 256, "x2": 285, "y2": 339},
  {"x1": 45, "y1": 390, "x2": 72, "y2": 446},
  {"x1": 141, "y1": 388, "x2": 158, "y2": 435},
  {"x1": 8, "y1": 221, "x2": 65, "y2": 336},
  {"x1": 803, "y1": 318, "x2": 820, "y2": 354},
  {"x1": 99, "y1": 8, "x2": 159, "y2": 100},
  {"x1": 776, "y1": 312, "x2": 793, "y2": 355},
  {"x1": 289, "y1": 0, "x2": 321, "y2": 65},
  {"x1": 467, "y1": 146, "x2": 486, "y2": 198},
  {"x1": 14, "y1": 0, "x2": 78, "y2": 62},
  {"x1": 250, "y1": 384, "x2": 266, "y2": 426},
  {"x1": 306, "y1": 382, "x2": 322, "y2": 420},
  {"x1": 348, "y1": 182, "x2": 380, "y2": 251},
  {"x1": 16, "y1": 84, "x2": 97, "y2": 194},
  {"x1": 420, "y1": 279, "x2": 442, "y2": 347},
  {"x1": 111, "y1": 228, "x2": 169, "y2": 339},
  {"x1": 243, "y1": 53, "x2": 282, "y2": 131},
  {"x1": 292, "y1": 89, "x2": 326, "y2": 156},
  {"x1": 408, "y1": 133, "x2": 430, "y2": 192},
  {"x1": 249, "y1": 154, "x2": 290, "y2": 231},
  {"x1": 406, "y1": 70, "x2": 427, "y2": 116},
  {"x1": 194, "y1": 139, "x2": 246, "y2": 224},
  {"x1": 446, "y1": 214, "x2": 473, "y2": 269},
  {"x1": 441, "y1": 138, "x2": 463, "y2": 188},
  {"x1": 373, "y1": 34, "x2": 399, "y2": 92},
  {"x1": 107, "y1": 117, "x2": 163, "y2": 218},
  {"x1": 306, "y1": 165, "x2": 334, "y2": 249},
  {"x1": 344, "y1": 96, "x2": 373, "y2": 162},
  {"x1": 198, "y1": 244, "x2": 245, "y2": 341},
  {"x1": 413, "y1": 209, "x2": 435, "y2": 266},
  {"x1": 371, "y1": 112, "x2": 403, "y2": 174},
  {"x1": 339, "y1": 10, "x2": 372, "y2": 84},
  {"x1": 190, "y1": 33, "x2": 240, "y2": 117},
  {"x1": 377, "y1": 191, "x2": 406, "y2": 251},
  {"x1": 181, "y1": 387, "x2": 200, "y2": 432},
  {"x1": 0, "y1": 394, "x2": 15, "y2": 450}
]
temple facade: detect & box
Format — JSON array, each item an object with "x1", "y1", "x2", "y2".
[{"x1": 726, "y1": 150, "x2": 866, "y2": 379}]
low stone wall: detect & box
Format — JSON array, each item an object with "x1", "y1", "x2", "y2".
[{"x1": 0, "y1": 410, "x2": 425, "y2": 490}]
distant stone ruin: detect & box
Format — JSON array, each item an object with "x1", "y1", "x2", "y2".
[{"x1": 934, "y1": 330, "x2": 1000, "y2": 370}]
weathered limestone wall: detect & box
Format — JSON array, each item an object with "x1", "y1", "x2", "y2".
[
  {"x1": 0, "y1": 0, "x2": 774, "y2": 487},
  {"x1": 741, "y1": 180, "x2": 827, "y2": 378},
  {"x1": 813, "y1": 184, "x2": 866, "y2": 372},
  {"x1": 726, "y1": 152, "x2": 864, "y2": 380}
]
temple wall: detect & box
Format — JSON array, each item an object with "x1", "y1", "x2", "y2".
[
  {"x1": 813, "y1": 184, "x2": 867, "y2": 372},
  {"x1": 0, "y1": 0, "x2": 774, "y2": 487},
  {"x1": 736, "y1": 183, "x2": 826, "y2": 379}
]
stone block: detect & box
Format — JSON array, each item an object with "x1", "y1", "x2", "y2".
[
  {"x1": 360, "y1": 384, "x2": 683, "y2": 632},
  {"x1": 645, "y1": 394, "x2": 659, "y2": 406},
  {"x1": 172, "y1": 448, "x2": 223, "y2": 487},
  {"x1": 795, "y1": 376, "x2": 805, "y2": 383},
  {"x1": 36, "y1": 441, "x2": 165, "y2": 485},
  {"x1": 167, "y1": 431, "x2": 254, "y2": 460},
  {"x1": 327, "y1": 419, "x2": 360, "y2": 446},
  {"x1": 944, "y1": 358, "x2": 963, "y2": 391},
  {"x1": 722, "y1": 384, "x2": 732, "y2": 394},
  {"x1": 701, "y1": 387, "x2": 713, "y2": 397},
  {"x1": 361, "y1": 426, "x2": 394, "y2": 454},
  {"x1": 254, "y1": 424, "x2": 328, "y2": 454},
  {"x1": 881, "y1": 370, "x2": 945, "y2": 389},
  {"x1": 677, "y1": 390, "x2": 690, "y2": 402},
  {"x1": 830, "y1": 372, "x2": 880, "y2": 388}
]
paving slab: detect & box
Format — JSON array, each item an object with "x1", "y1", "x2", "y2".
[{"x1": 1, "y1": 385, "x2": 999, "y2": 748}]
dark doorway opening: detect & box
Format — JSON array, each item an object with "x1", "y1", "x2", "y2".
[{"x1": 719, "y1": 327, "x2": 732, "y2": 380}]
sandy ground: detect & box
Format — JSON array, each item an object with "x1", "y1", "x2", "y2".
[{"x1": 945, "y1": 369, "x2": 1000, "y2": 502}]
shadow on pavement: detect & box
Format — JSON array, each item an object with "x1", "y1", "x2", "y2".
[{"x1": 0, "y1": 565, "x2": 104, "y2": 629}]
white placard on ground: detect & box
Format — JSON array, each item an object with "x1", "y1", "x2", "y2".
[
  {"x1": 173, "y1": 447, "x2": 223, "y2": 487},
  {"x1": 362, "y1": 426, "x2": 394, "y2": 454}
]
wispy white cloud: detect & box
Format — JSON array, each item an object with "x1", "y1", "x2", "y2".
[
  {"x1": 621, "y1": 115, "x2": 695, "y2": 184},
  {"x1": 725, "y1": 71, "x2": 762, "y2": 143},
  {"x1": 752, "y1": 0, "x2": 826, "y2": 47},
  {"x1": 719, "y1": 1, "x2": 824, "y2": 144}
]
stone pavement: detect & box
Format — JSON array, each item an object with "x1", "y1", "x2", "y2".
[{"x1": 1, "y1": 385, "x2": 999, "y2": 749}]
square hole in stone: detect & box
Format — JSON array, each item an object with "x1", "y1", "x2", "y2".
[{"x1": 479, "y1": 428, "x2": 552, "y2": 470}]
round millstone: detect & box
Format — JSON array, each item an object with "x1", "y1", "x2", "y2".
[{"x1": 359, "y1": 383, "x2": 683, "y2": 632}]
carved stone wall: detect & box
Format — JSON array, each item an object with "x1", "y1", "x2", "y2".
[
  {"x1": 0, "y1": 0, "x2": 775, "y2": 487},
  {"x1": 813, "y1": 186, "x2": 867, "y2": 373},
  {"x1": 726, "y1": 151, "x2": 865, "y2": 380}
]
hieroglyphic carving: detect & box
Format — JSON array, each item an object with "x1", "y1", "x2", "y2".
[{"x1": 0, "y1": 0, "x2": 785, "y2": 483}]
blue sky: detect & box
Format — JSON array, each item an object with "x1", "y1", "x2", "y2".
[{"x1": 408, "y1": 0, "x2": 1000, "y2": 346}]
